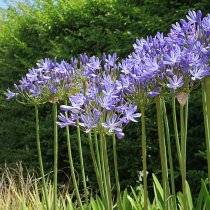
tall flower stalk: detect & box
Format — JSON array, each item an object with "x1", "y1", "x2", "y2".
[
  {"x1": 112, "y1": 133, "x2": 122, "y2": 210},
  {"x1": 172, "y1": 96, "x2": 181, "y2": 169},
  {"x1": 140, "y1": 107, "x2": 148, "y2": 210},
  {"x1": 162, "y1": 100, "x2": 176, "y2": 210},
  {"x1": 87, "y1": 132, "x2": 107, "y2": 207},
  {"x1": 173, "y1": 91, "x2": 188, "y2": 210},
  {"x1": 93, "y1": 131, "x2": 107, "y2": 206},
  {"x1": 64, "y1": 100, "x2": 83, "y2": 210},
  {"x1": 156, "y1": 96, "x2": 170, "y2": 210},
  {"x1": 35, "y1": 105, "x2": 49, "y2": 210},
  {"x1": 100, "y1": 132, "x2": 113, "y2": 210},
  {"x1": 94, "y1": 131, "x2": 105, "y2": 196},
  {"x1": 202, "y1": 78, "x2": 210, "y2": 189},
  {"x1": 53, "y1": 103, "x2": 58, "y2": 210},
  {"x1": 76, "y1": 119, "x2": 89, "y2": 205},
  {"x1": 180, "y1": 103, "x2": 187, "y2": 210},
  {"x1": 100, "y1": 133, "x2": 109, "y2": 206}
]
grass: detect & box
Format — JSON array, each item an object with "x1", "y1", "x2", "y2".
[
  {"x1": 0, "y1": 163, "x2": 209, "y2": 210},
  {"x1": 0, "y1": 163, "x2": 77, "y2": 210}
]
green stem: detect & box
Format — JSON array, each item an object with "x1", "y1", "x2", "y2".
[
  {"x1": 99, "y1": 131, "x2": 109, "y2": 207},
  {"x1": 162, "y1": 101, "x2": 177, "y2": 210},
  {"x1": 35, "y1": 105, "x2": 49, "y2": 210},
  {"x1": 101, "y1": 132, "x2": 112, "y2": 210},
  {"x1": 140, "y1": 108, "x2": 148, "y2": 210},
  {"x1": 184, "y1": 99, "x2": 188, "y2": 173},
  {"x1": 76, "y1": 119, "x2": 88, "y2": 205},
  {"x1": 202, "y1": 79, "x2": 210, "y2": 189},
  {"x1": 64, "y1": 100, "x2": 83, "y2": 210},
  {"x1": 88, "y1": 132, "x2": 106, "y2": 206},
  {"x1": 156, "y1": 96, "x2": 170, "y2": 210},
  {"x1": 172, "y1": 96, "x2": 182, "y2": 170},
  {"x1": 53, "y1": 103, "x2": 58, "y2": 210},
  {"x1": 94, "y1": 131, "x2": 105, "y2": 199},
  {"x1": 112, "y1": 133, "x2": 122, "y2": 210},
  {"x1": 180, "y1": 105, "x2": 187, "y2": 210}
]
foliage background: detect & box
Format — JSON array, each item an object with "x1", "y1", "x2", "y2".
[{"x1": 0, "y1": 0, "x2": 209, "y2": 198}]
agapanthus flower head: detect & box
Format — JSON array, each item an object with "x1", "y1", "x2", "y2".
[
  {"x1": 57, "y1": 55, "x2": 142, "y2": 139},
  {"x1": 165, "y1": 10, "x2": 210, "y2": 88},
  {"x1": 6, "y1": 57, "x2": 84, "y2": 105},
  {"x1": 120, "y1": 31, "x2": 169, "y2": 107}
]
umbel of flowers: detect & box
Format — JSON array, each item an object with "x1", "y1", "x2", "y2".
[
  {"x1": 116, "y1": 10, "x2": 210, "y2": 210},
  {"x1": 6, "y1": 10, "x2": 210, "y2": 210},
  {"x1": 58, "y1": 53, "x2": 141, "y2": 210},
  {"x1": 6, "y1": 58, "x2": 84, "y2": 210}
]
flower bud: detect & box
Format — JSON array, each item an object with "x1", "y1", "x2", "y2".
[
  {"x1": 177, "y1": 92, "x2": 188, "y2": 106},
  {"x1": 83, "y1": 80, "x2": 89, "y2": 92}
]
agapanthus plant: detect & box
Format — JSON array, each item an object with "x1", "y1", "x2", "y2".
[
  {"x1": 164, "y1": 10, "x2": 210, "y2": 209},
  {"x1": 5, "y1": 9, "x2": 210, "y2": 210},
  {"x1": 57, "y1": 54, "x2": 141, "y2": 210},
  {"x1": 117, "y1": 9, "x2": 210, "y2": 210},
  {"x1": 6, "y1": 58, "x2": 83, "y2": 210},
  {"x1": 116, "y1": 32, "x2": 172, "y2": 210}
]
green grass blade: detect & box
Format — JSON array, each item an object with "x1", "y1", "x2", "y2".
[
  {"x1": 122, "y1": 189, "x2": 133, "y2": 210},
  {"x1": 186, "y1": 181, "x2": 193, "y2": 210}
]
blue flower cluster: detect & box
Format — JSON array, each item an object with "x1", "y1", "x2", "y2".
[
  {"x1": 6, "y1": 58, "x2": 81, "y2": 104},
  {"x1": 121, "y1": 10, "x2": 210, "y2": 107},
  {"x1": 7, "y1": 10, "x2": 210, "y2": 138},
  {"x1": 58, "y1": 53, "x2": 141, "y2": 138}
]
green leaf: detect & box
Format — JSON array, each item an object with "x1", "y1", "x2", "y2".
[
  {"x1": 201, "y1": 180, "x2": 210, "y2": 209},
  {"x1": 196, "y1": 183, "x2": 204, "y2": 210},
  {"x1": 66, "y1": 195, "x2": 75, "y2": 210},
  {"x1": 90, "y1": 197, "x2": 98, "y2": 210},
  {"x1": 152, "y1": 174, "x2": 163, "y2": 199},
  {"x1": 127, "y1": 195, "x2": 139, "y2": 210},
  {"x1": 131, "y1": 186, "x2": 139, "y2": 203},
  {"x1": 152, "y1": 173, "x2": 164, "y2": 210},
  {"x1": 177, "y1": 192, "x2": 183, "y2": 210},
  {"x1": 186, "y1": 181, "x2": 193, "y2": 210},
  {"x1": 95, "y1": 195, "x2": 105, "y2": 210},
  {"x1": 122, "y1": 189, "x2": 133, "y2": 210}
]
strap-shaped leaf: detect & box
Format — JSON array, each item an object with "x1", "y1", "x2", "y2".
[{"x1": 186, "y1": 181, "x2": 193, "y2": 210}]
